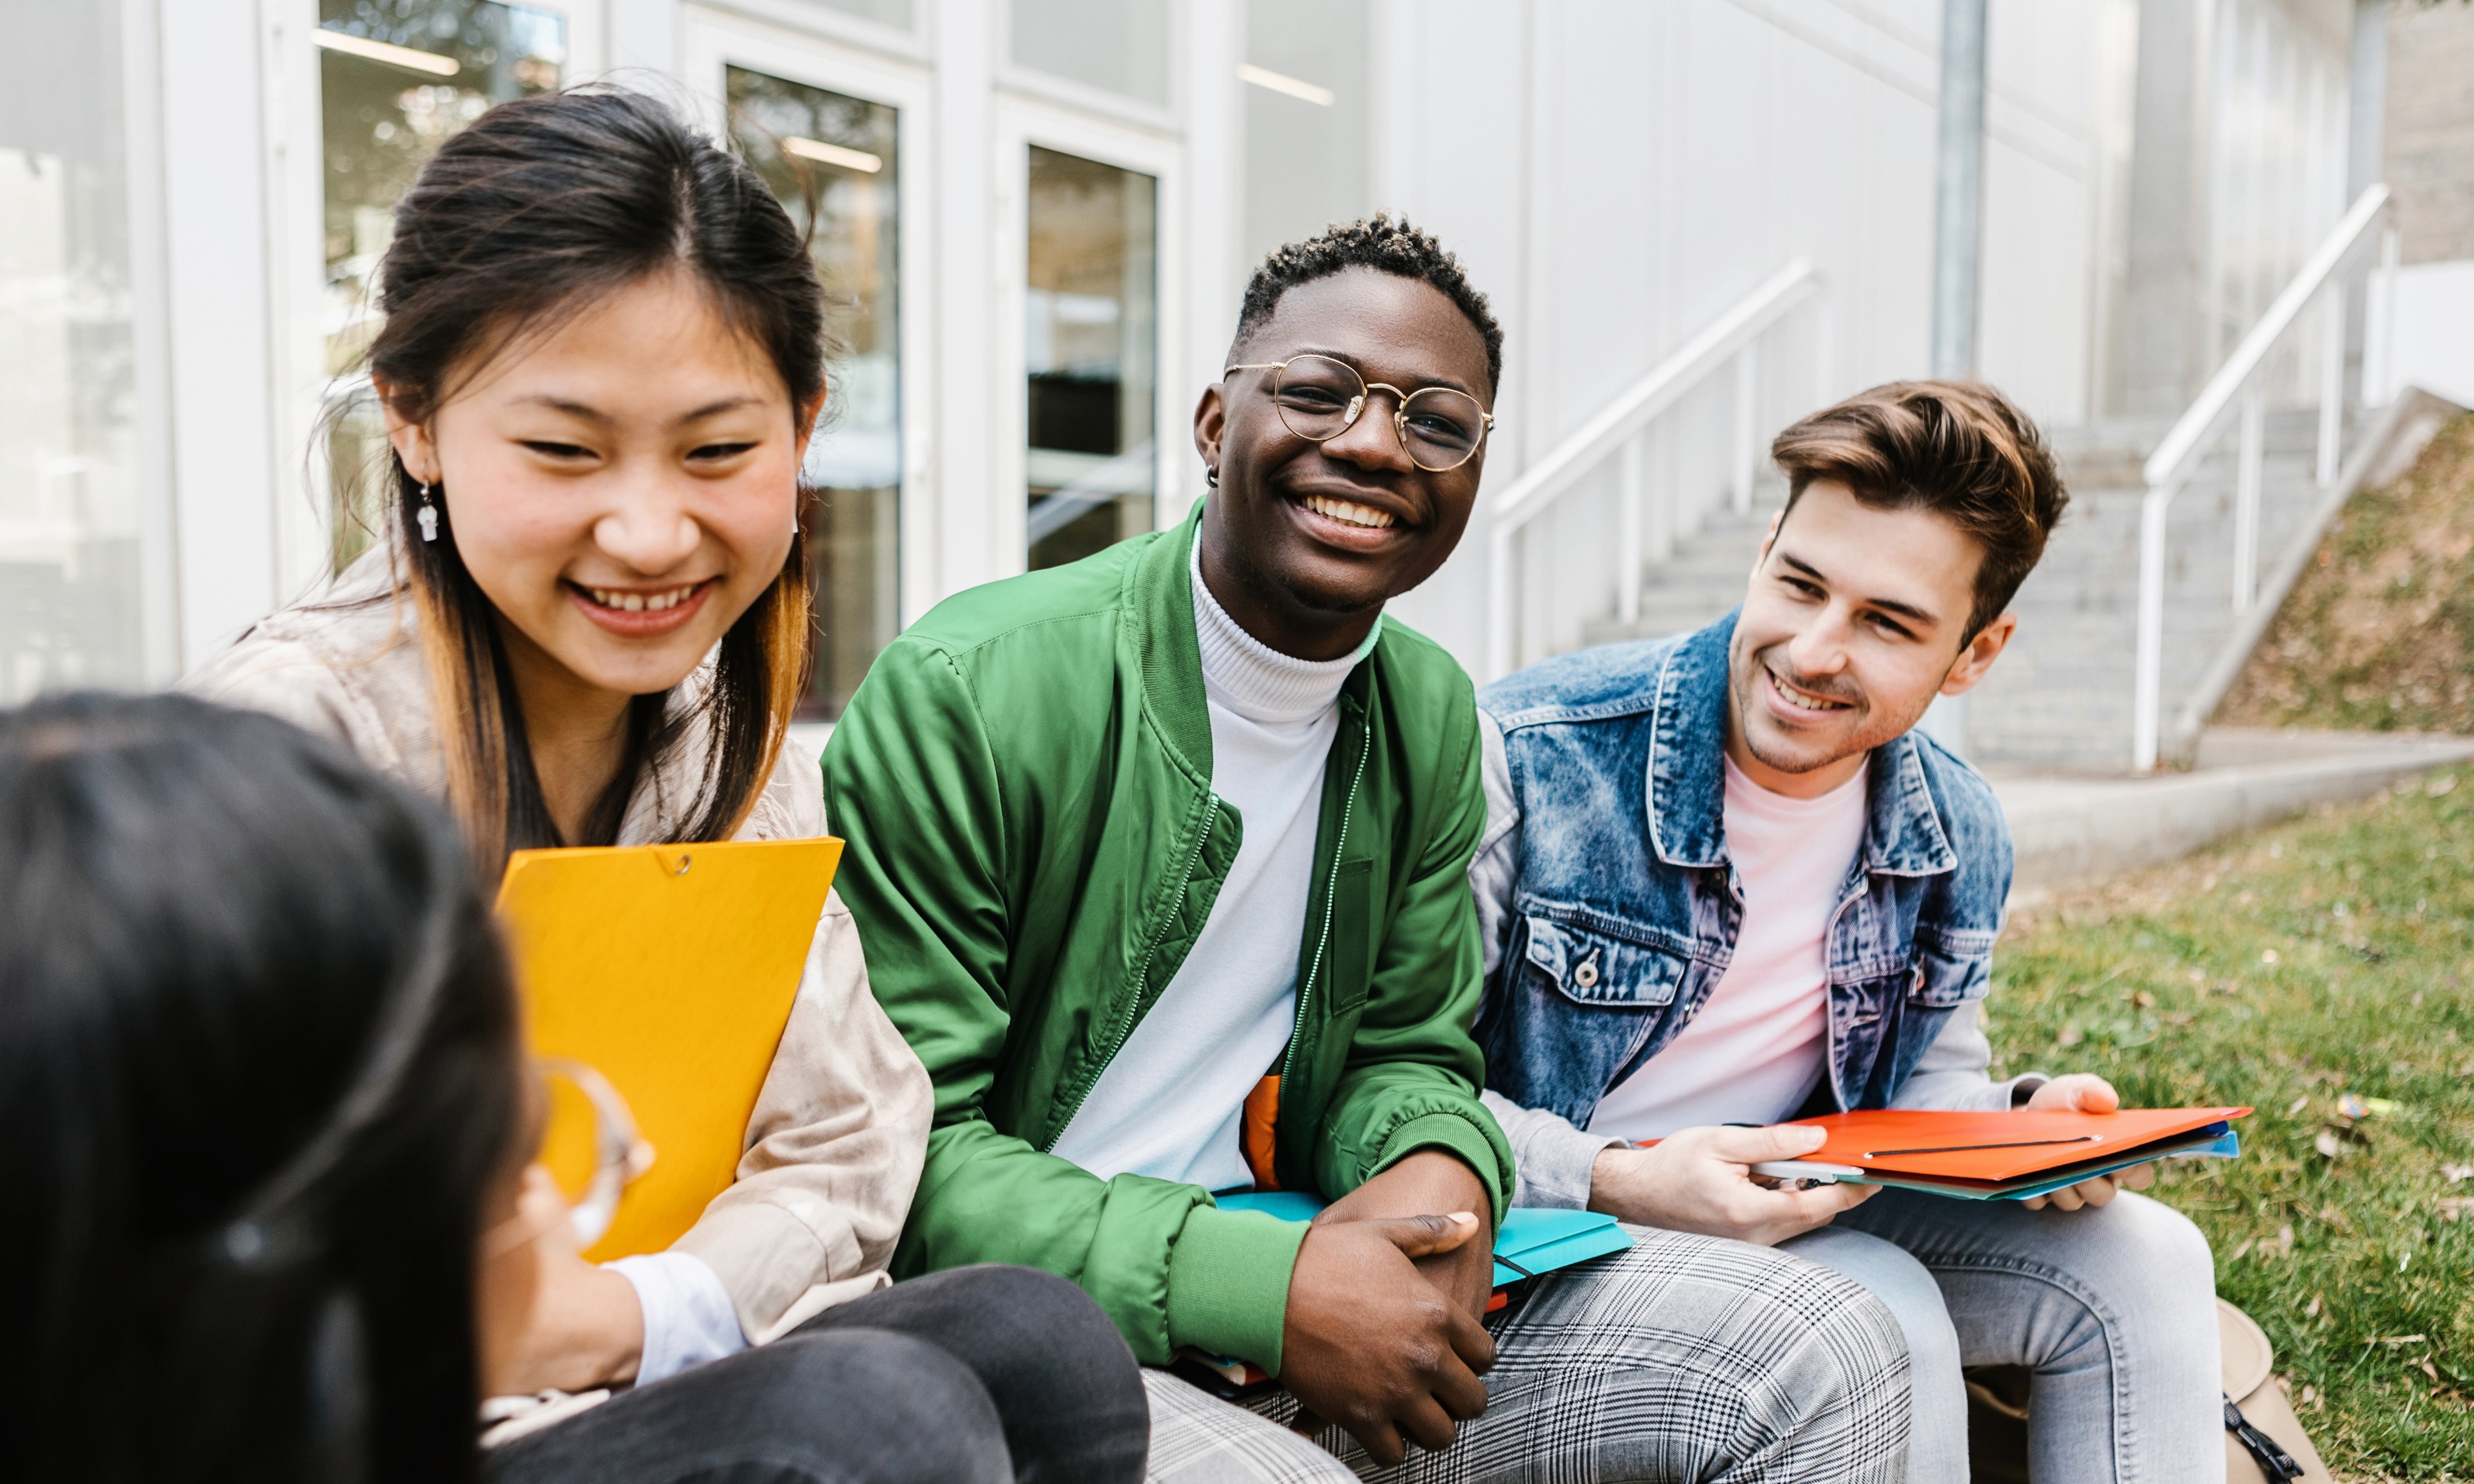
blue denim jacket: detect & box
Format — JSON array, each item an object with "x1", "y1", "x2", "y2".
[{"x1": 1470, "y1": 614, "x2": 2042, "y2": 1206}]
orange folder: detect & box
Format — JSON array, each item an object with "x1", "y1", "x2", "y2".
[
  {"x1": 1752, "y1": 1106, "x2": 2251, "y2": 1199},
  {"x1": 497, "y1": 838, "x2": 842, "y2": 1260}
]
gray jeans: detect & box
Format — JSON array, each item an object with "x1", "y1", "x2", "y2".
[
  {"x1": 1145, "y1": 1222, "x2": 1912, "y2": 1483},
  {"x1": 1785, "y1": 1188, "x2": 2223, "y2": 1484},
  {"x1": 489, "y1": 1265, "x2": 1150, "y2": 1484}
]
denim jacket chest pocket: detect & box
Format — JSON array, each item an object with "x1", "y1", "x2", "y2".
[
  {"x1": 1904, "y1": 925, "x2": 2000, "y2": 1008},
  {"x1": 1520, "y1": 913, "x2": 1691, "y2": 1007}
]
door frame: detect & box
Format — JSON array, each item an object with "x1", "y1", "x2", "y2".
[
  {"x1": 992, "y1": 96, "x2": 1188, "y2": 576},
  {"x1": 684, "y1": 7, "x2": 939, "y2": 626}
]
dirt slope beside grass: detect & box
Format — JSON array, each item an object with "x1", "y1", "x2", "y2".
[{"x1": 2221, "y1": 414, "x2": 2474, "y2": 734}]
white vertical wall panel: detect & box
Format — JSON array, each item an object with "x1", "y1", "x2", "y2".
[
  {"x1": 1365, "y1": 0, "x2": 1532, "y2": 669},
  {"x1": 1393, "y1": 0, "x2": 2101, "y2": 671},
  {"x1": 159, "y1": 0, "x2": 282, "y2": 669},
  {"x1": 928, "y1": 0, "x2": 997, "y2": 600}
]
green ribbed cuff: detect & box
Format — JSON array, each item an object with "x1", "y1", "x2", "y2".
[
  {"x1": 1163, "y1": 1204, "x2": 1310, "y2": 1373},
  {"x1": 1373, "y1": 1111, "x2": 1509, "y2": 1231}
]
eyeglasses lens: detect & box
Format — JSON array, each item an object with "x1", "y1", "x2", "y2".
[
  {"x1": 1270, "y1": 355, "x2": 1366, "y2": 441},
  {"x1": 1271, "y1": 355, "x2": 1486, "y2": 472},
  {"x1": 1398, "y1": 388, "x2": 1487, "y2": 470}
]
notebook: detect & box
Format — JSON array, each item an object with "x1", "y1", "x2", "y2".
[
  {"x1": 1745, "y1": 1106, "x2": 2250, "y2": 1201},
  {"x1": 1176, "y1": 1191, "x2": 1634, "y2": 1393},
  {"x1": 498, "y1": 838, "x2": 842, "y2": 1260},
  {"x1": 1213, "y1": 1191, "x2": 1634, "y2": 1289}
]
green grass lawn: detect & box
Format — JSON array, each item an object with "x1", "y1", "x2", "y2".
[{"x1": 1986, "y1": 771, "x2": 2474, "y2": 1481}]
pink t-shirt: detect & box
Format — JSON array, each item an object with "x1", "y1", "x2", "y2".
[{"x1": 1584, "y1": 755, "x2": 1870, "y2": 1142}]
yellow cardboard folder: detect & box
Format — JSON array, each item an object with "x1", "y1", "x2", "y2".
[{"x1": 497, "y1": 838, "x2": 842, "y2": 1261}]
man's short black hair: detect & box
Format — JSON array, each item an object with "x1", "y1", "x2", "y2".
[{"x1": 1231, "y1": 214, "x2": 1504, "y2": 395}]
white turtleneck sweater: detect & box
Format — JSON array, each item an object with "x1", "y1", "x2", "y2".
[{"x1": 1049, "y1": 546, "x2": 1379, "y2": 1192}]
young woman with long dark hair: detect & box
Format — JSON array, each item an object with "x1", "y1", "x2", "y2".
[
  {"x1": 0, "y1": 692, "x2": 1145, "y2": 1483},
  {"x1": 179, "y1": 85, "x2": 1146, "y2": 1482}
]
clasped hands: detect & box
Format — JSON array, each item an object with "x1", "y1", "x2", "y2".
[
  {"x1": 1585, "y1": 1073, "x2": 2157, "y2": 1245},
  {"x1": 1276, "y1": 1151, "x2": 1500, "y2": 1467}
]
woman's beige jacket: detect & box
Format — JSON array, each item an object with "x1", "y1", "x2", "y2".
[{"x1": 184, "y1": 550, "x2": 933, "y2": 1343}]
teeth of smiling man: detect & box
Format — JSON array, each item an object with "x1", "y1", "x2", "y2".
[
  {"x1": 1772, "y1": 673, "x2": 1850, "y2": 712},
  {"x1": 587, "y1": 585, "x2": 697, "y2": 613},
  {"x1": 1303, "y1": 494, "x2": 1397, "y2": 530}
]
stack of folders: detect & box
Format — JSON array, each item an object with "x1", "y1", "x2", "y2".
[
  {"x1": 1745, "y1": 1106, "x2": 2251, "y2": 1201},
  {"x1": 1177, "y1": 1191, "x2": 1633, "y2": 1395}
]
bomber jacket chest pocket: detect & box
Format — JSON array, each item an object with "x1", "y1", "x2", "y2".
[{"x1": 1520, "y1": 913, "x2": 1688, "y2": 1007}]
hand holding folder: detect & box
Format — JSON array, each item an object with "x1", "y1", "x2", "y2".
[
  {"x1": 497, "y1": 838, "x2": 842, "y2": 1261},
  {"x1": 1745, "y1": 1106, "x2": 2250, "y2": 1201}
]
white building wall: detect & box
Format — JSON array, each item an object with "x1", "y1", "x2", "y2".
[
  {"x1": 1, "y1": 0, "x2": 2365, "y2": 703},
  {"x1": 1382, "y1": 0, "x2": 2128, "y2": 674}
]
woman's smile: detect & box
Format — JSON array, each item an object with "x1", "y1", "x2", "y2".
[{"x1": 563, "y1": 576, "x2": 720, "y2": 638}]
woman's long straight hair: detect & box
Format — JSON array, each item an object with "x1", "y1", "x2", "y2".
[
  {"x1": 356, "y1": 87, "x2": 827, "y2": 867},
  {"x1": 0, "y1": 692, "x2": 522, "y2": 1483}
]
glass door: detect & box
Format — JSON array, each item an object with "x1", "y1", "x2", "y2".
[
  {"x1": 0, "y1": 4, "x2": 142, "y2": 700},
  {"x1": 1024, "y1": 146, "x2": 1157, "y2": 571},
  {"x1": 316, "y1": 0, "x2": 569, "y2": 569},
  {"x1": 725, "y1": 67, "x2": 902, "y2": 721}
]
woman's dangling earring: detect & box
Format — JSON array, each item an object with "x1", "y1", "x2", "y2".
[
  {"x1": 1205, "y1": 466, "x2": 1220, "y2": 490},
  {"x1": 416, "y1": 482, "x2": 439, "y2": 543}
]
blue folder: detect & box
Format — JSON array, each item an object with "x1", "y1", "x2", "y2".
[{"x1": 1215, "y1": 1190, "x2": 1633, "y2": 1288}]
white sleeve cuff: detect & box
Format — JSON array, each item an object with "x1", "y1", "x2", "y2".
[{"x1": 610, "y1": 1251, "x2": 750, "y2": 1387}]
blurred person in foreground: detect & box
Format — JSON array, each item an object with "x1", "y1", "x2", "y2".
[
  {"x1": 0, "y1": 691, "x2": 1143, "y2": 1483},
  {"x1": 1473, "y1": 382, "x2": 2223, "y2": 1483},
  {"x1": 823, "y1": 218, "x2": 1912, "y2": 1483}
]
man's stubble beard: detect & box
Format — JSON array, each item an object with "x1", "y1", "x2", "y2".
[{"x1": 1728, "y1": 639, "x2": 1925, "y2": 777}]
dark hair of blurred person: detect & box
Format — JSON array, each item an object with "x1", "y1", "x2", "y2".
[{"x1": 0, "y1": 691, "x2": 522, "y2": 1483}]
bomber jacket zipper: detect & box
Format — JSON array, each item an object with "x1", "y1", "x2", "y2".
[{"x1": 1280, "y1": 716, "x2": 1371, "y2": 1089}]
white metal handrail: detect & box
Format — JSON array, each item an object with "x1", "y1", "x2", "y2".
[
  {"x1": 2130, "y1": 185, "x2": 2395, "y2": 771},
  {"x1": 1485, "y1": 259, "x2": 1826, "y2": 679}
]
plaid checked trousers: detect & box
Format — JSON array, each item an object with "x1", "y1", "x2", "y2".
[{"x1": 1143, "y1": 1223, "x2": 1912, "y2": 1484}]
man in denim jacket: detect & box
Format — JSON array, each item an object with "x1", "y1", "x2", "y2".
[{"x1": 1472, "y1": 382, "x2": 2222, "y2": 1484}]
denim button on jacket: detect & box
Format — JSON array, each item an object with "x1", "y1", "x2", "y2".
[{"x1": 1472, "y1": 613, "x2": 2025, "y2": 1142}]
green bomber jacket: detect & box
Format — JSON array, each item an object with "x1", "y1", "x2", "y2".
[{"x1": 819, "y1": 503, "x2": 1513, "y2": 1372}]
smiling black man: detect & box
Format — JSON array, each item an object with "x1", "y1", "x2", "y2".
[{"x1": 823, "y1": 218, "x2": 1914, "y2": 1482}]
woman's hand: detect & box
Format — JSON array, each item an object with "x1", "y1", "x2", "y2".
[
  {"x1": 476, "y1": 1164, "x2": 647, "y2": 1396},
  {"x1": 1587, "y1": 1125, "x2": 1875, "y2": 1246},
  {"x1": 2018, "y1": 1075, "x2": 2156, "y2": 1211}
]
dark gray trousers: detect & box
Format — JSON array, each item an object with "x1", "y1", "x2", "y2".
[{"x1": 488, "y1": 1265, "x2": 1149, "y2": 1484}]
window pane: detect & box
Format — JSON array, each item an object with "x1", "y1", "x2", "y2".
[
  {"x1": 727, "y1": 67, "x2": 902, "y2": 721},
  {"x1": 1026, "y1": 147, "x2": 1156, "y2": 572},
  {"x1": 0, "y1": 4, "x2": 141, "y2": 701},
  {"x1": 319, "y1": 1, "x2": 565, "y2": 569},
  {"x1": 1011, "y1": 0, "x2": 1170, "y2": 107}
]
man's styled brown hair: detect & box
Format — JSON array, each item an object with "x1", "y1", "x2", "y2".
[{"x1": 1770, "y1": 379, "x2": 2066, "y2": 642}]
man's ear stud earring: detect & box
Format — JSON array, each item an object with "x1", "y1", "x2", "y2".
[{"x1": 1206, "y1": 466, "x2": 1220, "y2": 489}]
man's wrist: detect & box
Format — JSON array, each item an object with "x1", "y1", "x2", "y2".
[
  {"x1": 1370, "y1": 1117, "x2": 1506, "y2": 1226},
  {"x1": 1586, "y1": 1143, "x2": 1640, "y2": 1217}
]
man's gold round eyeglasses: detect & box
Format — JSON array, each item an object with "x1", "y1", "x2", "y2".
[{"x1": 1223, "y1": 354, "x2": 1496, "y2": 473}]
